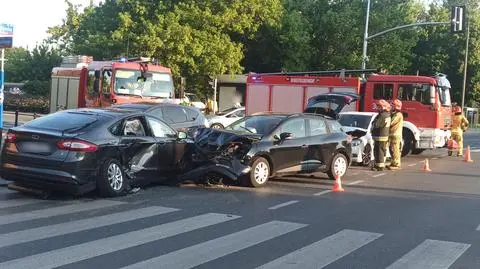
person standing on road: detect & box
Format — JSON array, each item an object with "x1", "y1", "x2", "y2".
[
  {"x1": 450, "y1": 106, "x2": 469, "y2": 157},
  {"x1": 388, "y1": 99, "x2": 403, "y2": 170},
  {"x1": 371, "y1": 99, "x2": 391, "y2": 171}
]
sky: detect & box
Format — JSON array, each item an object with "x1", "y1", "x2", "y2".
[{"x1": 0, "y1": 0, "x2": 435, "y2": 50}]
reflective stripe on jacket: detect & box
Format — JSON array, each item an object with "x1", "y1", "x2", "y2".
[
  {"x1": 389, "y1": 111, "x2": 403, "y2": 138},
  {"x1": 372, "y1": 111, "x2": 391, "y2": 141},
  {"x1": 451, "y1": 114, "x2": 468, "y2": 134}
]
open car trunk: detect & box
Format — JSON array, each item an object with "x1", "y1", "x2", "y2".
[
  {"x1": 178, "y1": 128, "x2": 260, "y2": 182},
  {"x1": 304, "y1": 92, "x2": 360, "y2": 118}
]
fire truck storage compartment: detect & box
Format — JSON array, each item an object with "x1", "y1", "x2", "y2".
[
  {"x1": 245, "y1": 76, "x2": 361, "y2": 115},
  {"x1": 50, "y1": 76, "x2": 80, "y2": 113}
]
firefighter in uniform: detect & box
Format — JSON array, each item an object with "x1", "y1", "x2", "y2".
[
  {"x1": 450, "y1": 105, "x2": 469, "y2": 156},
  {"x1": 388, "y1": 99, "x2": 403, "y2": 170},
  {"x1": 371, "y1": 99, "x2": 391, "y2": 171}
]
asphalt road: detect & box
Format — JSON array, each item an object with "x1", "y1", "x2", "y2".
[{"x1": 0, "y1": 132, "x2": 480, "y2": 268}]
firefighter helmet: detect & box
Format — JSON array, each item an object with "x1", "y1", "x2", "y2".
[
  {"x1": 376, "y1": 99, "x2": 391, "y2": 111},
  {"x1": 392, "y1": 99, "x2": 402, "y2": 110},
  {"x1": 454, "y1": 106, "x2": 462, "y2": 114}
]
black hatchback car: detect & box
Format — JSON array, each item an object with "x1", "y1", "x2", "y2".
[
  {"x1": 0, "y1": 108, "x2": 190, "y2": 197},
  {"x1": 112, "y1": 103, "x2": 208, "y2": 137},
  {"x1": 185, "y1": 112, "x2": 352, "y2": 187}
]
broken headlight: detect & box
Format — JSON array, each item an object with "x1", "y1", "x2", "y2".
[{"x1": 351, "y1": 139, "x2": 362, "y2": 147}]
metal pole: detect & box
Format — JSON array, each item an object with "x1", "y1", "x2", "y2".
[
  {"x1": 0, "y1": 48, "x2": 4, "y2": 139},
  {"x1": 361, "y1": 0, "x2": 371, "y2": 77},
  {"x1": 461, "y1": 18, "x2": 470, "y2": 110},
  {"x1": 213, "y1": 78, "x2": 217, "y2": 114}
]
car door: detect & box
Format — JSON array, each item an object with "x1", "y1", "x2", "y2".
[
  {"x1": 145, "y1": 116, "x2": 187, "y2": 175},
  {"x1": 118, "y1": 116, "x2": 159, "y2": 181},
  {"x1": 305, "y1": 117, "x2": 332, "y2": 171},
  {"x1": 269, "y1": 117, "x2": 310, "y2": 174}
]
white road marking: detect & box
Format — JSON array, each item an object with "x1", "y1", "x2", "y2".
[
  {"x1": 268, "y1": 200, "x2": 299, "y2": 210},
  {"x1": 0, "y1": 200, "x2": 126, "y2": 225},
  {"x1": 432, "y1": 157, "x2": 439, "y2": 160},
  {"x1": 385, "y1": 239, "x2": 470, "y2": 269},
  {"x1": 408, "y1": 163, "x2": 417, "y2": 167},
  {"x1": 120, "y1": 221, "x2": 307, "y2": 269},
  {"x1": 0, "y1": 206, "x2": 179, "y2": 248},
  {"x1": 351, "y1": 172, "x2": 360, "y2": 176},
  {"x1": 0, "y1": 213, "x2": 240, "y2": 269},
  {"x1": 372, "y1": 173, "x2": 386, "y2": 178},
  {"x1": 347, "y1": 180, "x2": 364, "y2": 185},
  {"x1": 476, "y1": 224, "x2": 480, "y2": 231},
  {"x1": 256, "y1": 229, "x2": 382, "y2": 269},
  {"x1": 313, "y1": 190, "x2": 332, "y2": 196},
  {"x1": 470, "y1": 149, "x2": 480, "y2": 152},
  {"x1": 0, "y1": 199, "x2": 41, "y2": 209}
]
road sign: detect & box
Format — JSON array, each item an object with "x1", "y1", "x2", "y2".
[{"x1": 0, "y1": 24, "x2": 13, "y2": 49}]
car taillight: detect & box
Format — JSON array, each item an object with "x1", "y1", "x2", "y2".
[
  {"x1": 6, "y1": 132, "x2": 17, "y2": 143},
  {"x1": 57, "y1": 139, "x2": 98, "y2": 152}
]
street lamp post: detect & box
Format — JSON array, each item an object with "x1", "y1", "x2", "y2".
[
  {"x1": 361, "y1": 0, "x2": 371, "y2": 78},
  {"x1": 461, "y1": 16, "x2": 470, "y2": 109}
]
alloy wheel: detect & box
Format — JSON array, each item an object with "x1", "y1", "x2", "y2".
[{"x1": 107, "y1": 163, "x2": 123, "y2": 191}]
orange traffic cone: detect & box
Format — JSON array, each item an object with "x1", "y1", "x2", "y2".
[
  {"x1": 332, "y1": 174, "x2": 345, "y2": 192},
  {"x1": 422, "y1": 158, "x2": 432, "y2": 172},
  {"x1": 464, "y1": 145, "x2": 473, "y2": 163}
]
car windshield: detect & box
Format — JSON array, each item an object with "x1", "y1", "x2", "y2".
[
  {"x1": 24, "y1": 111, "x2": 100, "y2": 132},
  {"x1": 226, "y1": 115, "x2": 285, "y2": 135},
  {"x1": 338, "y1": 114, "x2": 372, "y2": 129},
  {"x1": 114, "y1": 69, "x2": 174, "y2": 98}
]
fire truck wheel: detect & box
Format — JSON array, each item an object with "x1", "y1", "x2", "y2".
[
  {"x1": 411, "y1": 148, "x2": 425, "y2": 155},
  {"x1": 97, "y1": 159, "x2": 126, "y2": 197},
  {"x1": 401, "y1": 129, "x2": 413, "y2": 157}
]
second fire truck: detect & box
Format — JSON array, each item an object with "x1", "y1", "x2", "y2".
[{"x1": 245, "y1": 69, "x2": 453, "y2": 156}]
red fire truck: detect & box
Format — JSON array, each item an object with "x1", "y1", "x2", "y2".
[
  {"x1": 245, "y1": 69, "x2": 453, "y2": 156},
  {"x1": 50, "y1": 55, "x2": 177, "y2": 113}
]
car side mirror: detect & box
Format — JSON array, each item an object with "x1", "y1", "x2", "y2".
[
  {"x1": 177, "y1": 131, "x2": 187, "y2": 139},
  {"x1": 280, "y1": 132, "x2": 294, "y2": 140}
]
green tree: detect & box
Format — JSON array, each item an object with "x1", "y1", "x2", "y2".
[
  {"x1": 47, "y1": 0, "x2": 282, "y2": 94},
  {"x1": 4, "y1": 47, "x2": 30, "y2": 82}
]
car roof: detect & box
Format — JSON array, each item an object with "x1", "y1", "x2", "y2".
[
  {"x1": 250, "y1": 112, "x2": 334, "y2": 120},
  {"x1": 339, "y1": 111, "x2": 378, "y2": 116},
  {"x1": 113, "y1": 102, "x2": 197, "y2": 111}
]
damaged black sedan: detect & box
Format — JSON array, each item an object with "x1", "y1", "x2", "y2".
[
  {"x1": 182, "y1": 112, "x2": 352, "y2": 187},
  {"x1": 0, "y1": 108, "x2": 190, "y2": 197}
]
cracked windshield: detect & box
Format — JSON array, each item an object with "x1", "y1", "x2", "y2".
[{"x1": 114, "y1": 69, "x2": 174, "y2": 98}]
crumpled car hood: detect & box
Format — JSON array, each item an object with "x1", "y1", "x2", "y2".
[
  {"x1": 342, "y1": 126, "x2": 368, "y2": 138},
  {"x1": 178, "y1": 128, "x2": 260, "y2": 182}
]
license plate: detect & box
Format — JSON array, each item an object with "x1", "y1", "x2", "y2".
[{"x1": 20, "y1": 142, "x2": 51, "y2": 153}]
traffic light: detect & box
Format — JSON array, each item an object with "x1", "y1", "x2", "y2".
[{"x1": 451, "y1": 5, "x2": 465, "y2": 33}]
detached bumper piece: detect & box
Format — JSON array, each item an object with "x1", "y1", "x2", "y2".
[{"x1": 178, "y1": 158, "x2": 251, "y2": 182}]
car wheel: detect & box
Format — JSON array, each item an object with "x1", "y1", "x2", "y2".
[
  {"x1": 97, "y1": 159, "x2": 126, "y2": 197},
  {"x1": 327, "y1": 153, "x2": 348, "y2": 180},
  {"x1": 211, "y1": 123, "x2": 224, "y2": 129},
  {"x1": 362, "y1": 144, "x2": 372, "y2": 166},
  {"x1": 245, "y1": 157, "x2": 270, "y2": 187}
]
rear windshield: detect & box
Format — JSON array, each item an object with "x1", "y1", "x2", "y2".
[{"x1": 24, "y1": 111, "x2": 100, "y2": 131}]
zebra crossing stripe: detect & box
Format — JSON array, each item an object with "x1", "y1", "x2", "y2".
[
  {"x1": 385, "y1": 239, "x2": 470, "y2": 269},
  {"x1": 256, "y1": 229, "x2": 382, "y2": 269},
  {"x1": 0, "y1": 199, "x2": 41, "y2": 209},
  {"x1": 0, "y1": 200, "x2": 126, "y2": 226},
  {"x1": 0, "y1": 206, "x2": 179, "y2": 248},
  {"x1": 120, "y1": 220, "x2": 307, "y2": 269},
  {"x1": 0, "y1": 213, "x2": 240, "y2": 269}
]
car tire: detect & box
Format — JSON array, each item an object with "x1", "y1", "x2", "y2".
[
  {"x1": 97, "y1": 159, "x2": 126, "y2": 197},
  {"x1": 245, "y1": 157, "x2": 270, "y2": 187},
  {"x1": 362, "y1": 144, "x2": 372, "y2": 166},
  {"x1": 211, "y1": 123, "x2": 224, "y2": 129},
  {"x1": 327, "y1": 153, "x2": 348, "y2": 180},
  {"x1": 402, "y1": 129, "x2": 413, "y2": 157}
]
